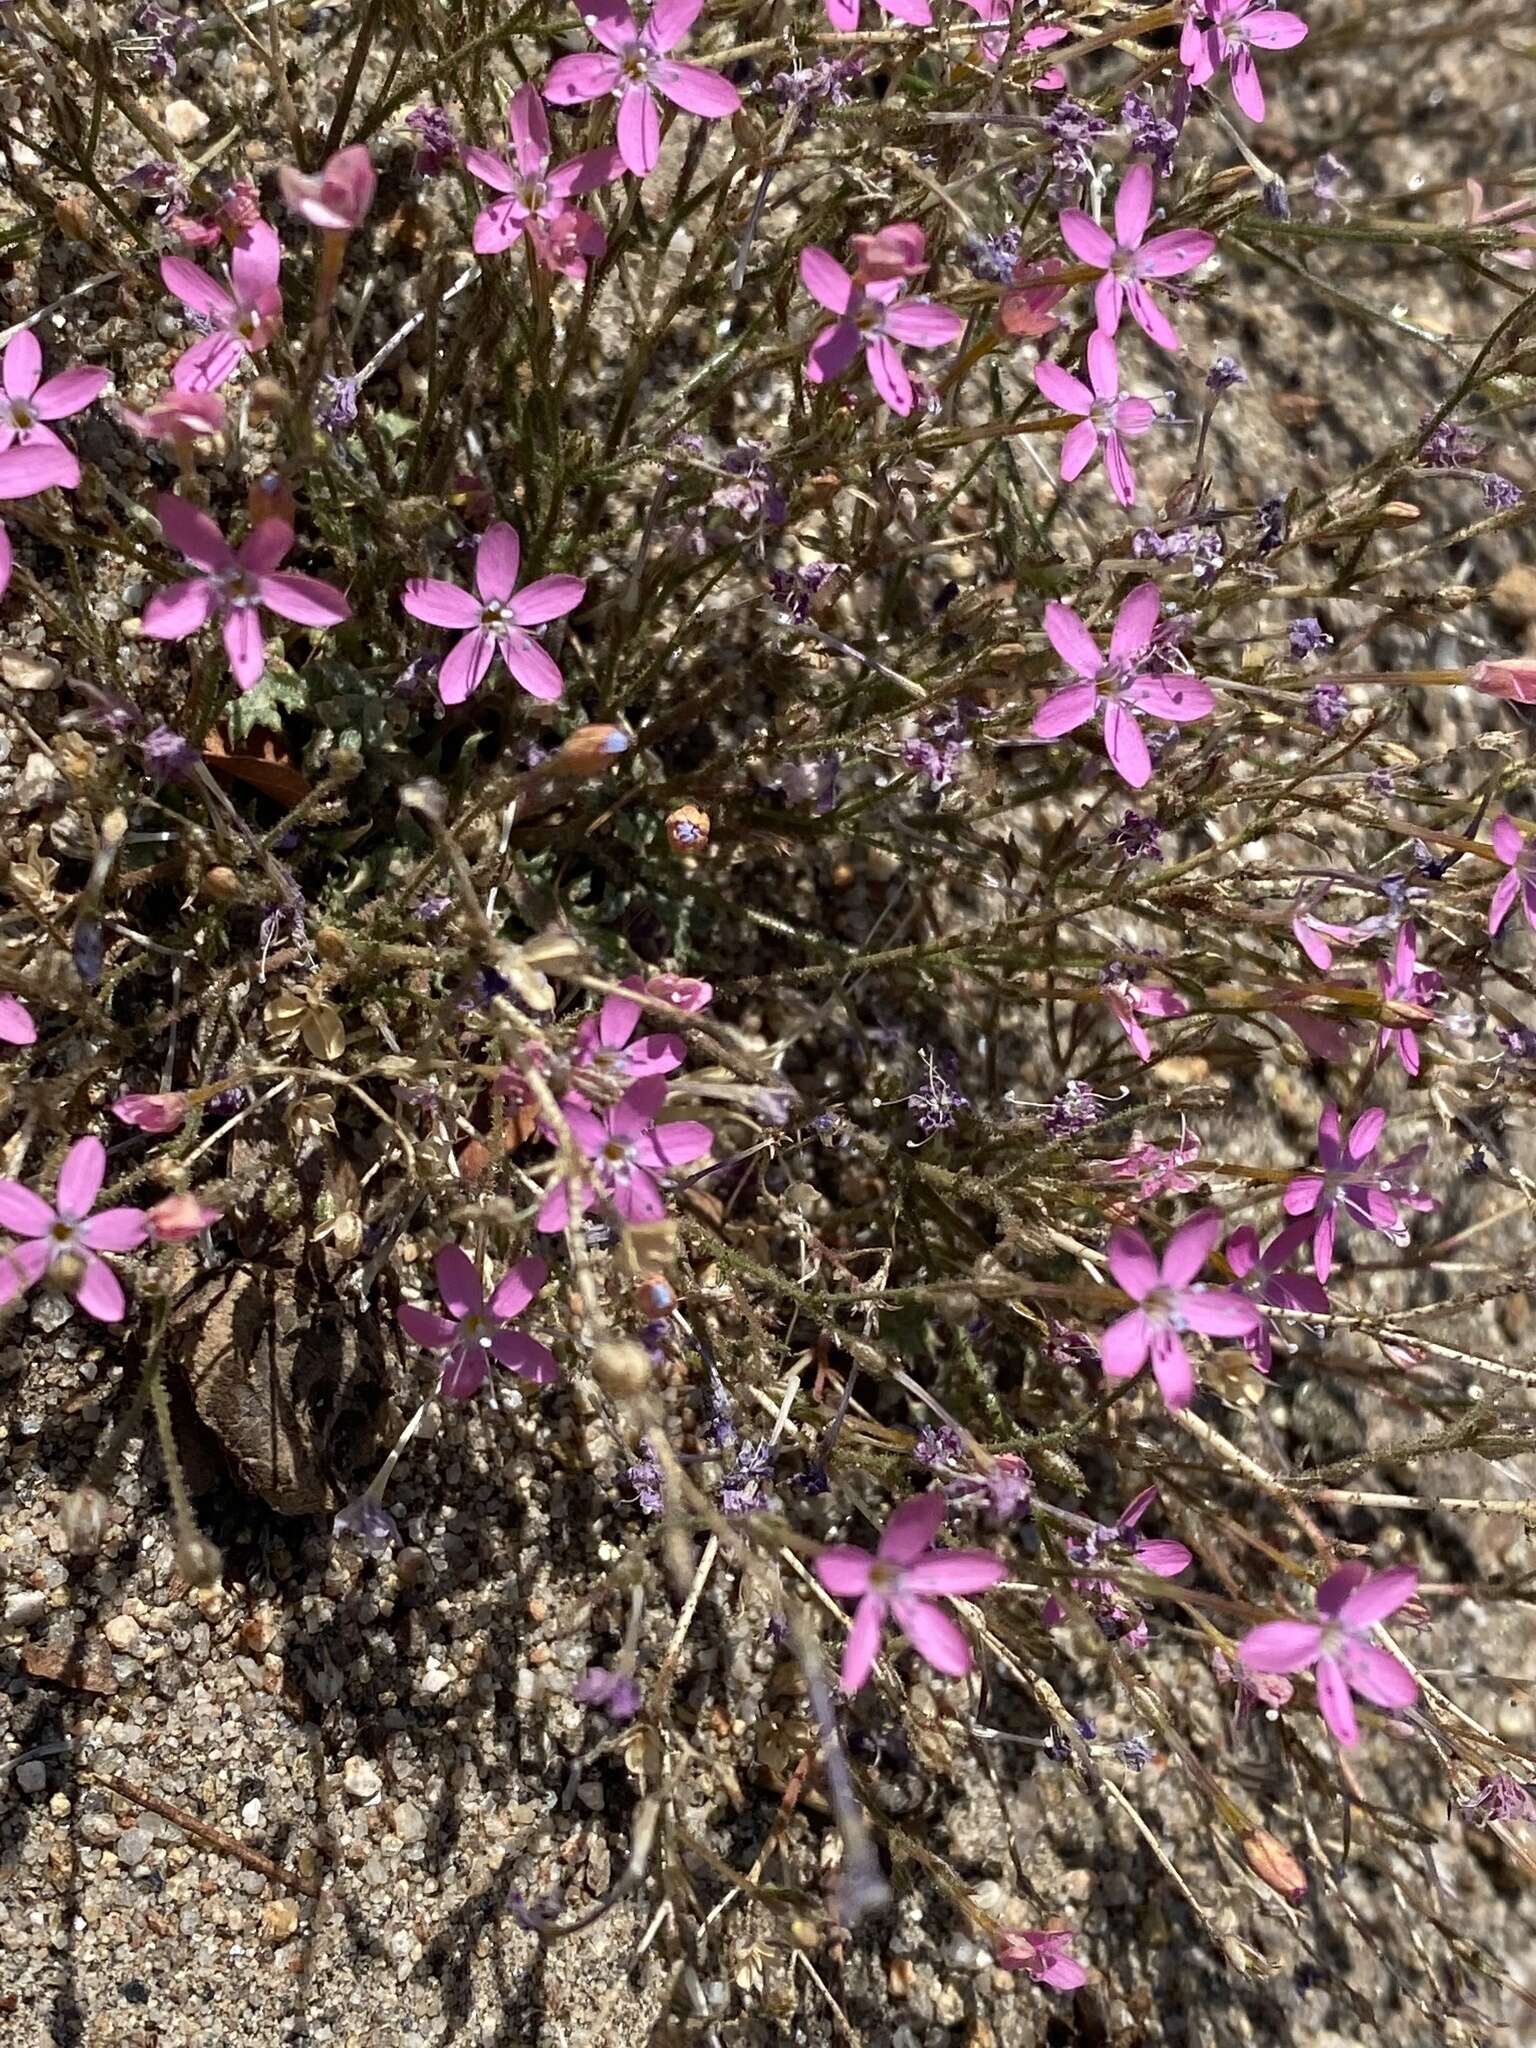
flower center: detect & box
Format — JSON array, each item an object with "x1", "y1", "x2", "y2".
[
  {"x1": 6, "y1": 399, "x2": 38, "y2": 429},
  {"x1": 221, "y1": 567, "x2": 259, "y2": 605},
  {"x1": 620, "y1": 48, "x2": 651, "y2": 83},
  {"x1": 50, "y1": 1219, "x2": 75, "y2": 1245},
  {"x1": 480, "y1": 599, "x2": 508, "y2": 630},
  {"x1": 460, "y1": 1310, "x2": 493, "y2": 1347},
  {"x1": 602, "y1": 1137, "x2": 633, "y2": 1166}
]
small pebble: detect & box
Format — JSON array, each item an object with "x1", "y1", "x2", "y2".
[
  {"x1": 116, "y1": 1826, "x2": 153, "y2": 1868},
  {"x1": 343, "y1": 1756, "x2": 383, "y2": 1802}
]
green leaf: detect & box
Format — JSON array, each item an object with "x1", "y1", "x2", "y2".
[{"x1": 227, "y1": 657, "x2": 311, "y2": 741}]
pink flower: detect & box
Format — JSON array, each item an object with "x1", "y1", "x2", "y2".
[
  {"x1": 1289, "y1": 887, "x2": 1363, "y2": 972},
  {"x1": 1489, "y1": 815, "x2": 1536, "y2": 936},
  {"x1": 277, "y1": 145, "x2": 376, "y2": 232},
  {"x1": 958, "y1": 4, "x2": 1068, "y2": 79},
  {"x1": 119, "y1": 389, "x2": 227, "y2": 447},
  {"x1": 1468, "y1": 659, "x2": 1536, "y2": 704},
  {"x1": 1182, "y1": 0, "x2": 1308, "y2": 123},
  {"x1": 646, "y1": 972, "x2": 712, "y2": 1012},
  {"x1": 1034, "y1": 331, "x2": 1157, "y2": 506},
  {"x1": 799, "y1": 232, "x2": 965, "y2": 417},
  {"x1": 814, "y1": 1491, "x2": 1005, "y2": 1693},
  {"x1": 1102, "y1": 970, "x2": 1188, "y2": 1063},
  {"x1": 1281, "y1": 1104, "x2": 1432, "y2": 1284},
  {"x1": 536, "y1": 1074, "x2": 711, "y2": 1232},
  {"x1": 0, "y1": 995, "x2": 35, "y2": 1046},
  {"x1": 543, "y1": 0, "x2": 741, "y2": 182},
  {"x1": 159, "y1": 222, "x2": 283, "y2": 393},
  {"x1": 112, "y1": 1090, "x2": 189, "y2": 1133},
  {"x1": 1042, "y1": 1484, "x2": 1192, "y2": 1625},
  {"x1": 995, "y1": 1927, "x2": 1087, "y2": 1991},
  {"x1": 569, "y1": 984, "x2": 686, "y2": 1103},
  {"x1": 1238, "y1": 1562, "x2": 1417, "y2": 1748},
  {"x1": 1376, "y1": 920, "x2": 1438, "y2": 1077},
  {"x1": 1057, "y1": 165, "x2": 1215, "y2": 352},
  {"x1": 0, "y1": 438, "x2": 80, "y2": 600},
  {"x1": 401, "y1": 521, "x2": 585, "y2": 706},
  {"x1": 1224, "y1": 1221, "x2": 1327, "y2": 1371},
  {"x1": 1464, "y1": 180, "x2": 1536, "y2": 272},
  {"x1": 0, "y1": 1136, "x2": 149, "y2": 1324},
  {"x1": 400, "y1": 1245, "x2": 556, "y2": 1399},
  {"x1": 0, "y1": 331, "x2": 109, "y2": 453},
  {"x1": 998, "y1": 255, "x2": 1069, "y2": 339},
  {"x1": 824, "y1": 0, "x2": 931, "y2": 32},
  {"x1": 464, "y1": 86, "x2": 624, "y2": 280},
  {"x1": 1100, "y1": 1210, "x2": 1260, "y2": 1411},
  {"x1": 146, "y1": 1193, "x2": 222, "y2": 1242},
  {"x1": 140, "y1": 493, "x2": 352, "y2": 693},
  {"x1": 1032, "y1": 582, "x2": 1213, "y2": 788},
  {"x1": 848, "y1": 222, "x2": 929, "y2": 284}
]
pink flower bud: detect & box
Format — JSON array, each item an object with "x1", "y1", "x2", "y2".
[
  {"x1": 146, "y1": 1193, "x2": 222, "y2": 1242},
  {"x1": 278, "y1": 145, "x2": 376, "y2": 232},
  {"x1": 1468, "y1": 659, "x2": 1536, "y2": 704},
  {"x1": 849, "y1": 221, "x2": 927, "y2": 285},
  {"x1": 112, "y1": 1091, "x2": 189, "y2": 1133},
  {"x1": 645, "y1": 974, "x2": 712, "y2": 1013}
]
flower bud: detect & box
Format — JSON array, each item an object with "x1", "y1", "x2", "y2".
[
  {"x1": 548, "y1": 725, "x2": 630, "y2": 778},
  {"x1": 1241, "y1": 1827, "x2": 1307, "y2": 1902},
  {"x1": 666, "y1": 804, "x2": 710, "y2": 854},
  {"x1": 112, "y1": 1090, "x2": 188, "y2": 1134}
]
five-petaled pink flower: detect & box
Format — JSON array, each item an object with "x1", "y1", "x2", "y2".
[
  {"x1": 0, "y1": 995, "x2": 35, "y2": 1047},
  {"x1": 464, "y1": 86, "x2": 624, "y2": 280},
  {"x1": 120, "y1": 388, "x2": 227, "y2": 447},
  {"x1": 1032, "y1": 583, "x2": 1214, "y2": 788},
  {"x1": 814, "y1": 1491, "x2": 1006, "y2": 1693},
  {"x1": 995, "y1": 1927, "x2": 1088, "y2": 1991},
  {"x1": 1058, "y1": 165, "x2": 1215, "y2": 352},
  {"x1": 1181, "y1": 0, "x2": 1308, "y2": 124},
  {"x1": 536, "y1": 1074, "x2": 711, "y2": 1232},
  {"x1": 1102, "y1": 969, "x2": 1188, "y2": 1063},
  {"x1": 0, "y1": 1136, "x2": 149, "y2": 1324},
  {"x1": 1489, "y1": 815, "x2": 1536, "y2": 937},
  {"x1": 0, "y1": 439, "x2": 80, "y2": 600},
  {"x1": 1281, "y1": 1104, "x2": 1432, "y2": 1284},
  {"x1": 160, "y1": 222, "x2": 283, "y2": 392},
  {"x1": 1034, "y1": 332, "x2": 1157, "y2": 506},
  {"x1": 399, "y1": 1244, "x2": 557, "y2": 1399},
  {"x1": 141, "y1": 492, "x2": 352, "y2": 694},
  {"x1": 401, "y1": 521, "x2": 585, "y2": 706},
  {"x1": 1100, "y1": 1210, "x2": 1260, "y2": 1410},
  {"x1": 278, "y1": 145, "x2": 376, "y2": 232},
  {"x1": 569, "y1": 983, "x2": 685, "y2": 1104},
  {"x1": 0, "y1": 331, "x2": 108, "y2": 453},
  {"x1": 544, "y1": 0, "x2": 742, "y2": 182},
  {"x1": 799, "y1": 231, "x2": 966, "y2": 418},
  {"x1": 1238, "y1": 1561, "x2": 1417, "y2": 1748},
  {"x1": 1375, "y1": 920, "x2": 1438, "y2": 1077}
]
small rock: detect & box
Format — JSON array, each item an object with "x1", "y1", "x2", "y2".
[
  {"x1": 0, "y1": 650, "x2": 62, "y2": 693},
  {"x1": 15, "y1": 1760, "x2": 47, "y2": 1794},
  {"x1": 262, "y1": 1899, "x2": 300, "y2": 1944},
  {"x1": 420, "y1": 1663, "x2": 454, "y2": 1697},
  {"x1": 1491, "y1": 564, "x2": 1536, "y2": 626},
  {"x1": 342, "y1": 1756, "x2": 382, "y2": 1802},
  {"x1": 4, "y1": 1591, "x2": 47, "y2": 1629},
  {"x1": 162, "y1": 98, "x2": 209, "y2": 143},
  {"x1": 104, "y1": 1615, "x2": 143, "y2": 1655},
  {"x1": 393, "y1": 1802, "x2": 426, "y2": 1844},
  {"x1": 15, "y1": 750, "x2": 67, "y2": 810},
  {"x1": 116, "y1": 1826, "x2": 153, "y2": 1869}
]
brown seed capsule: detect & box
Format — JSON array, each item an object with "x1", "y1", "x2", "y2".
[
  {"x1": 201, "y1": 866, "x2": 243, "y2": 903},
  {"x1": 633, "y1": 1273, "x2": 676, "y2": 1319},
  {"x1": 46, "y1": 1249, "x2": 86, "y2": 1297},
  {"x1": 591, "y1": 1339, "x2": 652, "y2": 1399},
  {"x1": 247, "y1": 471, "x2": 296, "y2": 529},
  {"x1": 548, "y1": 724, "x2": 630, "y2": 778},
  {"x1": 665, "y1": 804, "x2": 710, "y2": 854},
  {"x1": 1241, "y1": 1827, "x2": 1307, "y2": 1902},
  {"x1": 59, "y1": 1485, "x2": 110, "y2": 1558}
]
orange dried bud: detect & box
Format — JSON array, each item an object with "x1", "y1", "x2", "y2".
[
  {"x1": 248, "y1": 470, "x2": 296, "y2": 528},
  {"x1": 665, "y1": 804, "x2": 710, "y2": 854},
  {"x1": 549, "y1": 725, "x2": 630, "y2": 777},
  {"x1": 1242, "y1": 1828, "x2": 1307, "y2": 1902}
]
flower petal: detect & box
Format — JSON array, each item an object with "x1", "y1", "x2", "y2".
[
  {"x1": 616, "y1": 83, "x2": 661, "y2": 177},
  {"x1": 1124, "y1": 671, "x2": 1213, "y2": 722},
  {"x1": 1042, "y1": 599, "x2": 1101, "y2": 679},
  {"x1": 1161, "y1": 1208, "x2": 1222, "y2": 1286},
  {"x1": 816, "y1": 1545, "x2": 875, "y2": 1598},
  {"x1": 399, "y1": 1304, "x2": 457, "y2": 1350},
  {"x1": 899, "y1": 1550, "x2": 1007, "y2": 1597},
  {"x1": 1107, "y1": 1225, "x2": 1159, "y2": 1299},
  {"x1": 1057, "y1": 209, "x2": 1115, "y2": 268},
  {"x1": 436, "y1": 1244, "x2": 485, "y2": 1317},
  {"x1": 491, "y1": 1330, "x2": 559, "y2": 1382},
  {"x1": 1338, "y1": 1639, "x2": 1417, "y2": 1711},
  {"x1": 476, "y1": 521, "x2": 522, "y2": 601},
  {"x1": 878, "y1": 1489, "x2": 948, "y2": 1563},
  {"x1": 1336, "y1": 1564, "x2": 1417, "y2": 1630},
  {"x1": 1033, "y1": 358, "x2": 1092, "y2": 415},
  {"x1": 840, "y1": 1592, "x2": 885, "y2": 1693},
  {"x1": 1102, "y1": 698, "x2": 1151, "y2": 786},
  {"x1": 892, "y1": 1593, "x2": 973, "y2": 1677},
  {"x1": 74, "y1": 1252, "x2": 126, "y2": 1324},
  {"x1": 1177, "y1": 1288, "x2": 1260, "y2": 1337},
  {"x1": 0, "y1": 440, "x2": 79, "y2": 498},
  {"x1": 1238, "y1": 1620, "x2": 1322, "y2": 1673},
  {"x1": 543, "y1": 52, "x2": 625, "y2": 104},
  {"x1": 1108, "y1": 582, "x2": 1160, "y2": 663},
  {"x1": 1149, "y1": 1326, "x2": 1195, "y2": 1409},
  {"x1": 142, "y1": 576, "x2": 217, "y2": 642},
  {"x1": 652, "y1": 59, "x2": 741, "y2": 117},
  {"x1": 402, "y1": 576, "x2": 479, "y2": 629},
  {"x1": 157, "y1": 491, "x2": 232, "y2": 572},
  {"x1": 489, "y1": 1254, "x2": 547, "y2": 1319},
  {"x1": 865, "y1": 335, "x2": 912, "y2": 415},
  {"x1": 1100, "y1": 1307, "x2": 1152, "y2": 1379},
  {"x1": 806, "y1": 318, "x2": 861, "y2": 384},
  {"x1": 3, "y1": 329, "x2": 42, "y2": 399},
  {"x1": 31, "y1": 367, "x2": 109, "y2": 422},
  {"x1": 509, "y1": 573, "x2": 585, "y2": 625},
  {"x1": 258, "y1": 570, "x2": 350, "y2": 627},
  {"x1": 1314, "y1": 1653, "x2": 1358, "y2": 1746},
  {"x1": 222, "y1": 606, "x2": 266, "y2": 690},
  {"x1": 1114, "y1": 162, "x2": 1155, "y2": 248},
  {"x1": 799, "y1": 247, "x2": 855, "y2": 315},
  {"x1": 80, "y1": 1206, "x2": 149, "y2": 1252},
  {"x1": 1032, "y1": 679, "x2": 1099, "y2": 739},
  {"x1": 880, "y1": 300, "x2": 966, "y2": 348},
  {"x1": 499, "y1": 628, "x2": 566, "y2": 701},
  {"x1": 56, "y1": 1135, "x2": 105, "y2": 1220},
  {"x1": 0, "y1": 1180, "x2": 54, "y2": 1235},
  {"x1": 0, "y1": 1235, "x2": 52, "y2": 1304},
  {"x1": 438, "y1": 627, "x2": 496, "y2": 704}
]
